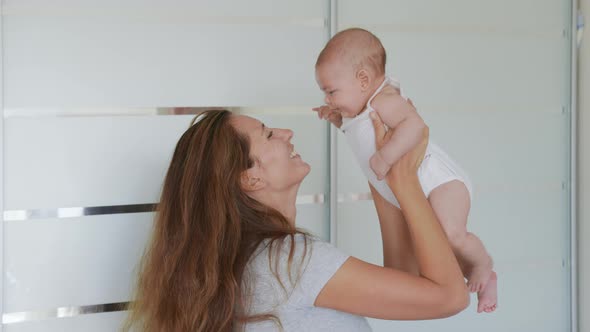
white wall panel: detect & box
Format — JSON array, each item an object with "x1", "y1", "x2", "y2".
[
  {"x1": 5, "y1": 115, "x2": 187, "y2": 209},
  {"x1": 4, "y1": 0, "x2": 326, "y2": 108},
  {"x1": 1, "y1": 0, "x2": 575, "y2": 329},
  {"x1": 1, "y1": 0, "x2": 332, "y2": 328},
  {"x1": 5, "y1": 112, "x2": 327, "y2": 210},
  {"x1": 580, "y1": 0, "x2": 589, "y2": 330},
  {"x1": 4, "y1": 312, "x2": 126, "y2": 332},
  {"x1": 337, "y1": 110, "x2": 569, "y2": 194},
  {"x1": 335, "y1": 0, "x2": 572, "y2": 331},
  {"x1": 368, "y1": 264, "x2": 568, "y2": 332},
  {"x1": 337, "y1": 0, "x2": 566, "y2": 28},
  {"x1": 295, "y1": 204, "x2": 330, "y2": 242},
  {"x1": 4, "y1": 213, "x2": 153, "y2": 313},
  {"x1": 3, "y1": 110, "x2": 329, "y2": 323},
  {"x1": 338, "y1": 0, "x2": 569, "y2": 112},
  {"x1": 3, "y1": 204, "x2": 327, "y2": 316}
]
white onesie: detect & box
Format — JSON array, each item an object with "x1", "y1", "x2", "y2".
[{"x1": 340, "y1": 76, "x2": 473, "y2": 208}]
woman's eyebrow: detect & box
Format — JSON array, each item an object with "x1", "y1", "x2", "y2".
[{"x1": 261, "y1": 123, "x2": 266, "y2": 136}]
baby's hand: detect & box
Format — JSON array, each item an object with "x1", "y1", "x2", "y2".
[
  {"x1": 312, "y1": 105, "x2": 343, "y2": 128},
  {"x1": 370, "y1": 151, "x2": 392, "y2": 181}
]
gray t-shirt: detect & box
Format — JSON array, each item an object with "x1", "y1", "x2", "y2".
[{"x1": 243, "y1": 234, "x2": 372, "y2": 331}]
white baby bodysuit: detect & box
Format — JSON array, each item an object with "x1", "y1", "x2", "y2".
[{"x1": 340, "y1": 76, "x2": 473, "y2": 207}]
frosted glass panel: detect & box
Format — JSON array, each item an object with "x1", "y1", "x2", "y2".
[
  {"x1": 3, "y1": 312, "x2": 127, "y2": 332},
  {"x1": 5, "y1": 115, "x2": 189, "y2": 209},
  {"x1": 337, "y1": 109, "x2": 569, "y2": 195},
  {"x1": 338, "y1": 0, "x2": 570, "y2": 111},
  {"x1": 335, "y1": 0, "x2": 571, "y2": 331},
  {"x1": 4, "y1": 111, "x2": 327, "y2": 209},
  {"x1": 367, "y1": 261, "x2": 569, "y2": 331},
  {"x1": 3, "y1": 109, "x2": 329, "y2": 318},
  {"x1": 2, "y1": 1, "x2": 331, "y2": 328},
  {"x1": 295, "y1": 204, "x2": 330, "y2": 242},
  {"x1": 4, "y1": 0, "x2": 326, "y2": 107},
  {"x1": 4, "y1": 213, "x2": 153, "y2": 312},
  {"x1": 336, "y1": 202, "x2": 382, "y2": 265}
]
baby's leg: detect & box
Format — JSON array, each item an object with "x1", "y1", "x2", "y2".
[{"x1": 428, "y1": 180, "x2": 497, "y2": 312}]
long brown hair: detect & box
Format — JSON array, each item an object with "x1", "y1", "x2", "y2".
[{"x1": 123, "y1": 110, "x2": 308, "y2": 332}]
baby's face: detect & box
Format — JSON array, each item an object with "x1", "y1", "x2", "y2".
[{"x1": 315, "y1": 62, "x2": 368, "y2": 118}]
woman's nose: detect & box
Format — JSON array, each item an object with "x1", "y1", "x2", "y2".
[{"x1": 278, "y1": 128, "x2": 293, "y2": 140}]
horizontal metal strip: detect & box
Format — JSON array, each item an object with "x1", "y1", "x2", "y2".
[
  {"x1": 4, "y1": 180, "x2": 567, "y2": 220},
  {"x1": 4, "y1": 203, "x2": 157, "y2": 221},
  {"x1": 347, "y1": 23, "x2": 561, "y2": 38},
  {"x1": 338, "y1": 192, "x2": 373, "y2": 202},
  {"x1": 2, "y1": 6, "x2": 325, "y2": 27},
  {"x1": 3, "y1": 194, "x2": 325, "y2": 221},
  {"x1": 4, "y1": 106, "x2": 567, "y2": 118},
  {"x1": 4, "y1": 107, "x2": 314, "y2": 118},
  {"x1": 337, "y1": 182, "x2": 567, "y2": 204},
  {"x1": 2, "y1": 302, "x2": 129, "y2": 324}
]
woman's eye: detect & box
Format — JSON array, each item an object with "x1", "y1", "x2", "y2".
[
  {"x1": 329, "y1": 90, "x2": 335, "y2": 95},
  {"x1": 267, "y1": 131, "x2": 273, "y2": 139}
]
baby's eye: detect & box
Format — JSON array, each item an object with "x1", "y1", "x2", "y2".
[
  {"x1": 267, "y1": 130, "x2": 273, "y2": 139},
  {"x1": 328, "y1": 90, "x2": 336, "y2": 95}
]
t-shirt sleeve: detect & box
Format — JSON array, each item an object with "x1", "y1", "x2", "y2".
[{"x1": 296, "y1": 237, "x2": 350, "y2": 307}]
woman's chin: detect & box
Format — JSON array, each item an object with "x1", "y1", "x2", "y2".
[
  {"x1": 293, "y1": 164, "x2": 311, "y2": 186},
  {"x1": 302, "y1": 163, "x2": 311, "y2": 176}
]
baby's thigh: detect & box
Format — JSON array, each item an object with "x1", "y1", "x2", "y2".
[{"x1": 427, "y1": 180, "x2": 471, "y2": 237}]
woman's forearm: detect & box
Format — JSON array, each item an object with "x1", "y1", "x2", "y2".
[
  {"x1": 369, "y1": 184, "x2": 418, "y2": 274},
  {"x1": 391, "y1": 175, "x2": 466, "y2": 292}
]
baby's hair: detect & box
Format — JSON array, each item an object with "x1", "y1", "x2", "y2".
[{"x1": 316, "y1": 28, "x2": 386, "y2": 76}]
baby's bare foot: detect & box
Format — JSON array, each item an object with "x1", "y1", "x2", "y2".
[
  {"x1": 467, "y1": 260, "x2": 493, "y2": 293},
  {"x1": 477, "y1": 271, "x2": 497, "y2": 313}
]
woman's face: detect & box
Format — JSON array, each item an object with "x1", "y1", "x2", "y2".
[{"x1": 231, "y1": 115, "x2": 310, "y2": 193}]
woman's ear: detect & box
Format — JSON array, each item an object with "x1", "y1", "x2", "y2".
[
  {"x1": 357, "y1": 69, "x2": 370, "y2": 91},
  {"x1": 240, "y1": 169, "x2": 266, "y2": 192}
]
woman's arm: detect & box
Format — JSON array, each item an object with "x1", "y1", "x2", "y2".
[
  {"x1": 368, "y1": 183, "x2": 418, "y2": 275},
  {"x1": 315, "y1": 113, "x2": 468, "y2": 320}
]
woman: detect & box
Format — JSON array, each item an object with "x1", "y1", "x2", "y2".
[{"x1": 124, "y1": 110, "x2": 468, "y2": 331}]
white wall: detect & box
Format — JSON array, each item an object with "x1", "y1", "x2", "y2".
[
  {"x1": 0, "y1": 1, "x2": 331, "y2": 330},
  {"x1": 579, "y1": 0, "x2": 589, "y2": 330},
  {"x1": 0, "y1": 1, "x2": 579, "y2": 331},
  {"x1": 335, "y1": 1, "x2": 573, "y2": 331}
]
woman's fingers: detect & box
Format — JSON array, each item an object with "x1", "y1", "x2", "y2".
[
  {"x1": 371, "y1": 111, "x2": 395, "y2": 150},
  {"x1": 401, "y1": 126, "x2": 429, "y2": 170},
  {"x1": 370, "y1": 111, "x2": 386, "y2": 149}
]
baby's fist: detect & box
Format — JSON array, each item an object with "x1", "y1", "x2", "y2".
[
  {"x1": 312, "y1": 105, "x2": 343, "y2": 128},
  {"x1": 370, "y1": 152, "x2": 392, "y2": 181}
]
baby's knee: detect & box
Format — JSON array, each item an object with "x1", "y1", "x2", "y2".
[{"x1": 444, "y1": 227, "x2": 468, "y2": 249}]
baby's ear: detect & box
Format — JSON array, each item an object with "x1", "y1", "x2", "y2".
[{"x1": 357, "y1": 69, "x2": 370, "y2": 90}]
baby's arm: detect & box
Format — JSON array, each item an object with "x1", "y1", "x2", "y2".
[{"x1": 370, "y1": 92, "x2": 425, "y2": 180}]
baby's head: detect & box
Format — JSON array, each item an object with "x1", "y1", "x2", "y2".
[{"x1": 315, "y1": 28, "x2": 386, "y2": 118}]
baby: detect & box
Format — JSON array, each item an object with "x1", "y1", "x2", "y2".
[{"x1": 313, "y1": 28, "x2": 497, "y2": 313}]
